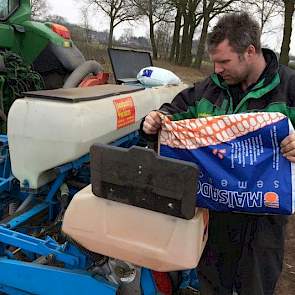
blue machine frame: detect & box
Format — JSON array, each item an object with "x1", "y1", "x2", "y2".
[{"x1": 0, "y1": 132, "x2": 158, "y2": 295}]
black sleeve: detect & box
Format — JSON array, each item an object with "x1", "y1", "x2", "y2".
[
  {"x1": 279, "y1": 66, "x2": 295, "y2": 126},
  {"x1": 160, "y1": 83, "x2": 200, "y2": 114},
  {"x1": 287, "y1": 71, "x2": 295, "y2": 108}
]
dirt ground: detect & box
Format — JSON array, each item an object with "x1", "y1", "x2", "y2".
[
  {"x1": 154, "y1": 60, "x2": 295, "y2": 295},
  {"x1": 153, "y1": 59, "x2": 213, "y2": 85}
]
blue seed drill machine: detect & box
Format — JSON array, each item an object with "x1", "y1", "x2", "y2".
[{"x1": 0, "y1": 49, "x2": 208, "y2": 295}]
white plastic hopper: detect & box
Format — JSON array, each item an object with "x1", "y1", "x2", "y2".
[
  {"x1": 7, "y1": 84, "x2": 187, "y2": 189},
  {"x1": 62, "y1": 185, "x2": 208, "y2": 272}
]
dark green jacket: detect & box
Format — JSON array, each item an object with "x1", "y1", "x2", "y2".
[{"x1": 160, "y1": 49, "x2": 295, "y2": 126}]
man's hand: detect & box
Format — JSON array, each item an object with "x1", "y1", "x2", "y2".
[
  {"x1": 281, "y1": 133, "x2": 295, "y2": 163},
  {"x1": 142, "y1": 111, "x2": 162, "y2": 134}
]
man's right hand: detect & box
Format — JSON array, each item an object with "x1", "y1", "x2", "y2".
[{"x1": 142, "y1": 111, "x2": 162, "y2": 134}]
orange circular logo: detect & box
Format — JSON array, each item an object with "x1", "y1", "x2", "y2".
[
  {"x1": 264, "y1": 192, "x2": 279, "y2": 208},
  {"x1": 264, "y1": 192, "x2": 279, "y2": 203}
]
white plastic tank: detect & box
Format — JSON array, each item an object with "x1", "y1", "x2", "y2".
[
  {"x1": 62, "y1": 185, "x2": 208, "y2": 272},
  {"x1": 7, "y1": 84, "x2": 187, "y2": 189}
]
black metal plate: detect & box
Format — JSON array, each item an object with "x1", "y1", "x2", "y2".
[
  {"x1": 23, "y1": 84, "x2": 144, "y2": 103},
  {"x1": 90, "y1": 144, "x2": 199, "y2": 219}
]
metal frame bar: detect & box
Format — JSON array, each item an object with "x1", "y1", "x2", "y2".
[
  {"x1": 0, "y1": 135, "x2": 12, "y2": 193},
  {"x1": 0, "y1": 258, "x2": 117, "y2": 295},
  {"x1": 7, "y1": 153, "x2": 91, "y2": 227},
  {"x1": 0, "y1": 175, "x2": 13, "y2": 193},
  {"x1": 0, "y1": 227, "x2": 80, "y2": 267},
  {"x1": 6, "y1": 202, "x2": 48, "y2": 229},
  {"x1": 141, "y1": 268, "x2": 157, "y2": 295}
]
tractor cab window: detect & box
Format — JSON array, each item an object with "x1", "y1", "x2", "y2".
[{"x1": 0, "y1": 0, "x2": 19, "y2": 20}]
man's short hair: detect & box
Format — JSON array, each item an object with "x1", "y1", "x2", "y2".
[{"x1": 207, "y1": 13, "x2": 262, "y2": 54}]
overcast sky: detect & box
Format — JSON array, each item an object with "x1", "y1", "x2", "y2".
[
  {"x1": 47, "y1": 0, "x2": 295, "y2": 56},
  {"x1": 47, "y1": 0, "x2": 148, "y2": 37}
]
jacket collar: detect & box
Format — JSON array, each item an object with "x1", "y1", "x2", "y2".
[{"x1": 211, "y1": 48, "x2": 279, "y2": 90}]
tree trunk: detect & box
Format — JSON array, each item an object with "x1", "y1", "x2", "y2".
[
  {"x1": 108, "y1": 18, "x2": 114, "y2": 48},
  {"x1": 175, "y1": 6, "x2": 184, "y2": 63},
  {"x1": 195, "y1": 14, "x2": 210, "y2": 69},
  {"x1": 169, "y1": 7, "x2": 182, "y2": 62},
  {"x1": 184, "y1": 0, "x2": 200, "y2": 66},
  {"x1": 179, "y1": 11, "x2": 190, "y2": 65},
  {"x1": 147, "y1": 0, "x2": 157, "y2": 60},
  {"x1": 149, "y1": 15, "x2": 158, "y2": 60},
  {"x1": 279, "y1": 0, "x2": 294, "y2": 65},
  {"x1": 185, "y1": 16, "x2": 197, "y2": 66},
  {"x1": 175, "y1": 33, "x2": 181, "y2": 63}
]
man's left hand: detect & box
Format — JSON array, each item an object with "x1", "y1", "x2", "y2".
[{"x1": 281, "y1": 133, "x2": 295, "y2": 163}]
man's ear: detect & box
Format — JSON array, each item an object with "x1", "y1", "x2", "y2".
[{"x1": 246, "y1": 44, "x2": 256, "y2": 57}]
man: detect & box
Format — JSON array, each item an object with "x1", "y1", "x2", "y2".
[{"x1": 141, "y1": 12, "x2": 295, "y2": 295}]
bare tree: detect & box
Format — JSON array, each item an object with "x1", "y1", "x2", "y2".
[
  {"x1": 244, "y1": 0, "x2": 283, "y2": 33},
  {"x1": 155, "y1": 22, "x2": 173, "y2": 59},
  {"x1": 131, "y1": 0, "x2": 174, "y2": 60},
  {"x1": 194, "y1": 0, "x2": 237, "y2": 69},
  {"x1": 279, "y1": 0, "x2": 295, "y2": 65},
  {"x1": 80, "y1": 6, "x2": 92, "y2": 44},
  {"x1": 30, "y1": 0, "x2": 50, "y2": 20},
  {"x1": 87, "y1": 0, "x2": 137, "y2": 48},
  {"x1": 179, "y1": 0, "x2": 202, "y2": 66},
  {"x1": 120, "y1": 28, "x2": 134, "y2": 44},
  {"x1": 169, "y1": 0, "x2": 184, "y2": 62},
  {"x1": 168, "y1": 0, "x2": 203, "y2": 65}
]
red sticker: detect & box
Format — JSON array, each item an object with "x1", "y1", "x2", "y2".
[{"x1": 113, "y1": 96, "x2": 135, "y2": 129}]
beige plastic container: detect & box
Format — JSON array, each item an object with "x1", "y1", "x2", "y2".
[
  {"x1": 62, "y1": 185, "x2": 208, "y2": 272},
  {"x1": 7, "y1": 84, "x2": 187, "y2": 189}
]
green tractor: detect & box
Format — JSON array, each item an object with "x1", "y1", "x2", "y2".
[{"x1": 0, "y1": 0, "x2": 104, "y2": 125}]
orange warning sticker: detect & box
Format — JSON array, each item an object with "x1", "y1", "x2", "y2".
[{"x1": 113, "y1": 96, "x2": 135, "y2": 129}]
